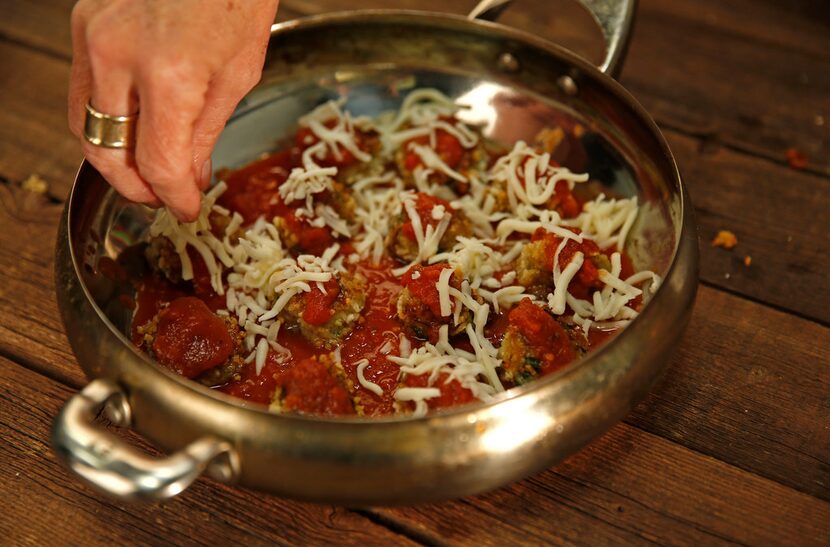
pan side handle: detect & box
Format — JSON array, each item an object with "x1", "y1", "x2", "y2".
[
  {"x1": 468, "y1": 0, "x2": 637, "y2": 77},
  {"x1": 51, "y1": 379, "x2": 239, "y2": 501}
]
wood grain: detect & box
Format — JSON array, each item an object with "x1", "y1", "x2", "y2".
[
  {"x1": 622, "y1": 0, "x2": 830, "y2": 176},
  {"x1": 0, "y1": 41, "x2": 80, "y2": 199},
  {"x1": 627, "y1": 284, "x2": 830, "y2": 500},
  {"x1": 4, "y1": 353, "x2": 828, "y2": 547},
  {"x1": 0, "y1": 356, "x2": 421, "y2": 547},
  {"x1": 667, "y1": 130, "x2": 830, "y2": 324},
  {"x1": 2, "y1": 0, "x2": 827, "y2": 174},
  {"x1": 369, "y1": 421, "x2": 830, "y2": 546}
]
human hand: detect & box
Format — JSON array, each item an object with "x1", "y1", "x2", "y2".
[{"x1": 68, "y1": 0, "x2": 280, "y2": 221}]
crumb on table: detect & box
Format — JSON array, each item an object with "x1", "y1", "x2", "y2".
[
  {"x1": 785, "y1": 148, "x2": 808, "y2": 170},
  {"x1": 712, "y1": 230, "x2": 738, "y2": 249},
  {"x1": 22, "y1": 174, "x2": 48, "y2": 194}
]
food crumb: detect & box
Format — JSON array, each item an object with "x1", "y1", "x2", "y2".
[
  {"x1": 22, "y1": 173, "x2": 48, "y2": 194},
  {"x1": 743, "y1": 255, "x2": 752, "y2": 267},
  {"x1": 712, "y1": 230, "x2": 738, "y2": 249},
  {"x1": 785, "y1": 148, "x2": 808, "y2": 170}
]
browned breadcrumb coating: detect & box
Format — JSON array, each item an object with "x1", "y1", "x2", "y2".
[
  {"x1": 386, "y1": 209, "x2": 473, "y2": 264},
  {"x1": 336, "y1": 131, "x2": 387, "y2": 186},
  {"x1": 144, "y1": 211, "x2": 243, "y2": 283},
  {"x1": 279, "y1": 272, "x2": 367, "y2": 349},
  {"x1": 318, "y1": 350, "x2": 366, "y2": 416},
  {"x1": 136, "y1": 304, "x2": 246, "y2": 387},
  {"x1": 396, "y1": 268, "x2": 473, "y2": 342},
  {"x1": 331, "y1": 180, "x2": 357, "y2": 222},
  {"x1": 394, "y1": 141, "x2": 489, "y2": 196},
  {"x1": 498, "y1": 328, "x2": 540, "y2": 386},
  {"x1": 145, "y1": 235, "x2": 183, "y2": 283},
  {"x1": 515, "y1": 239, "x2": 609, "y2": 299}
]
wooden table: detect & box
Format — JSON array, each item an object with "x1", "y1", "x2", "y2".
[{"x1": 1, "y1": 0, "x2": 828, "y2": 544}]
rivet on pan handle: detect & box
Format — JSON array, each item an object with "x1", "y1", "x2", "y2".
[
  {"x1": 51, "y1": 379, "x2": 239, "y2": 501},
  {"x1": 468, "y1": 0, "x2": 637, "y2": 77}
]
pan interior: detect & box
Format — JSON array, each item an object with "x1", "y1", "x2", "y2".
[
  {"x1": 89, "y1": 66, "x2": 676, "y2": 349},
  {"x1": 75, "y1": 15, "x2": 682, "y2": 417}
]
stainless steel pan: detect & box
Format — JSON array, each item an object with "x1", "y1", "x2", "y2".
[{"x1": 52, "y1": 0, "x2": 698, "y2": 504}]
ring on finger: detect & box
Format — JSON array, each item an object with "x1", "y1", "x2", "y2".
[{"x1": 83, "y1": 102, "x2": 138, "y2": 149}]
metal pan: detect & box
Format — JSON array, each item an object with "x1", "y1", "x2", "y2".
[{"x1": 52, "y1": 0, "x2": 698, "y2": 504}]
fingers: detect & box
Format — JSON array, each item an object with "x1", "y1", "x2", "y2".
[
  {"x1": 81, "y1": 143, "x2": 161, "y2": 206},
  {"x1": 134, "y1": 61, "x2": 209, "y2": 221},
  {"x1": 68, "y1": 3, "x2": 92, "y2": 138},
  {"x1": 74, "y1": 3, "x2": 161, "y2": 207},
  {"x1": 190, "y1": 56, "x2": 264, "y2": 191}
]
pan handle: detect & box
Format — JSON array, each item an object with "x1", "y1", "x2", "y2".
[
  {"x1": 51, "y1": 379, "x2": 239, "y2": 500},
  {"x1": 468, "y1": 0, "x2": 636, "y2": 77}
]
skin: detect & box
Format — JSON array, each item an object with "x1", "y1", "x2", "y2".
[{"x1": 68, "y1": 0, "x2": 280, "y2": 221}]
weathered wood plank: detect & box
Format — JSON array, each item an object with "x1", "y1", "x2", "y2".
[
  {"x1": 371, "y1": 421, "x2": 830, "y2": 546},
  {"x1": 627, "y1": 283, "x2": 830, "y2": 500},
  {"x1": 0, "y1": 41, "x2": 80, "y2": 199},
  {"x1": 0, "y1": 0, "x2": 73, "y2": 59},
  {"x1": 0, "y1": 183, "x2": 75, "y2": 380},
  {"x1": 2, "y1": 0, "x2": 828, "y2": 174},
  {"x1": 0, "y1": 356, "x2": 423, "y2": 546},
  {"x1": 642, "y1": 0, "x2": 830, "y2": 61},
  {"x1": 667, "y1": 130, "x2": 830, "y2": 324},
  {"x1": 623, "y1": 0, "x2": 830, "y2": 175}
]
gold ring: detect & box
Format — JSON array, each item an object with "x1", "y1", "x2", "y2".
[{"x1": 83, "y1": 102, "x2": 138, "y2": 149}]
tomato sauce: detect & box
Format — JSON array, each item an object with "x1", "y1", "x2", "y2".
[
  {"x1": 129, "y1": 109, "x2": 646, "y2": 417},
  {"x1": 152, "y1": 297, "x2": 235, "y2": 378},
  {"x1": 303, "y1": 278, "x2": 340, "y2": 325},
  {"x1": 337, "y1": 259, "x2": 406, "y2": 416},
  {"x1": 507, "y1": 299, "x2": 574, "y2": 375},
  {"x1": 404, "y1": 121, "x2": 464, "y2": 171},
  {"x1": 400, "y1": 193, "x2": 452, "y2": 242}
]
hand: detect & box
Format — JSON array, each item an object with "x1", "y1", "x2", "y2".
[{"x1": 68, "y1": 0, "x2": 280, "y2": 221}]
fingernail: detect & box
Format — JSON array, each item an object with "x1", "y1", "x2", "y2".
[
  {"x1": 199, "y1": 159, "x2": 213, "y2": 190},
  {"x1": 173, "y1": 206, "x2": 199, "y2": 223}
]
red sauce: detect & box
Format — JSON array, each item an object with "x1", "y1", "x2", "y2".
[
  {"x1": 401, "y1": 192, "x2": 452, "y2": 241},
  {"x1": 401, "y1": 263, "x2": 454, "y2": 318},
  {"x1": 303, "y1": 278, "x2": 340, "y2": 325},
  {"x1": 152, "y1": 297, "x2": 234, "y2": 378},
  {"x1": 404, "y1": 372, "x2": 476, "y2": 411},
  {"x1": 338, "y1": 259, "x2": 406, "y2": 416},
  {"x1": 219, "y1": 329, "x2": 317, "y2": 405},
  {"x1": 276, "y1": 357, "x2": 355, "y2": 416},
  {"x1": 218, "y1": 149, "x2": 294, "y2": 223},
  {"x1": 507, "y1": 299, "x2": 574, "y2": 375},
  {"x1": 218, "y1": 147, "x2": 342, "y2": 256},
  {"x1": 130, "y1": 115, "x2": 646, "y2": 417},
  {"x1": 532, "y1": 227, "x2": 604, "y2": 299},
  {"x1": 131, "y1": 274, "x2": 187, "y2": 345},
  {"x1": 404, "y1": 120, "x2": 464, "y2": 171}
]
